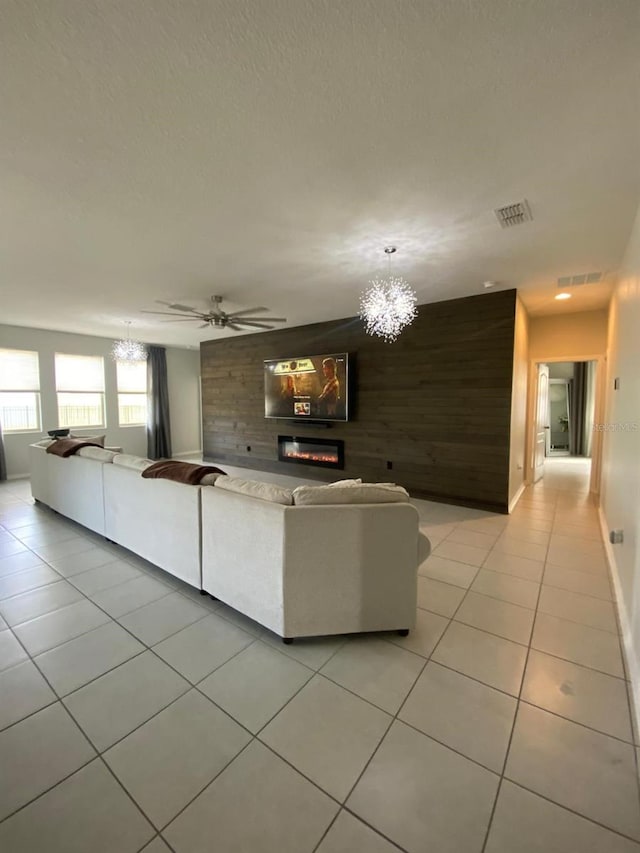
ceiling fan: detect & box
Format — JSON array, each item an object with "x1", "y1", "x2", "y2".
[{"x1": 142, "y1": 295, "x2": 287, "y2": 331}]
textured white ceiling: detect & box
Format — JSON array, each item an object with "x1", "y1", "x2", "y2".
[{"x1": 1, "y1": 0, "x2": 638, "y2": 347}]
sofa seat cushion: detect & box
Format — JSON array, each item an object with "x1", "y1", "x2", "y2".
[
  {"x1": 214, "y1": 476, "x2": 293, "y2": 505},
  {"x1": 292, "y1": 483, "x2": 410, "y2": 505}
]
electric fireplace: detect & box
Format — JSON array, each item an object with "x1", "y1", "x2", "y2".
[{"x1": 277, "y1": 435, "x2": 344, "y2": 470}]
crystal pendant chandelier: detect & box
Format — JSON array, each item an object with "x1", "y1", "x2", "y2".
[
  {"x1": 359, "y1": 247, "x2": 418, "y2": 342},
  {"x1": 111, "y1": 321, "x2": 148, "y2": 361}
]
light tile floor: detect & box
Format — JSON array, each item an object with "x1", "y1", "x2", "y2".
[{"x1": 0, "y1": 460, "x2": 639, "y2": 852}]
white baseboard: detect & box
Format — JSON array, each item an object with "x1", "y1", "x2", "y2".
[
  {"x1": 7, "y1": 472, "x2": 29, "y2": 481},
  {"x1": 172, "y1": 450, "x2": 203, "y2": 460},
  {"x1": 598, "y1": 507, "x2": 640, "y2": 740},
  {"x1": 508, "y1": 482, "x2": 527, "y2": 514}
]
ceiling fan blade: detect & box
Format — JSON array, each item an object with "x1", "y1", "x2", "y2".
[
  {"x1": 236, "y1": 316, "x2": 287, "y2": 323},
  {"x1": 157, "y1": 318, "x2": 204, "y2": 322},
  {"x1": 237, "y1": 321, "x2": 276, "y2": 329},
  {"x1": 156, "y1": 300, "x2": 201, "y2": 313},
  {"x1": 226, "y1": 306, "x2": 268, "y2": 318},
  {"x1": 225, "y1": 322, "x2": 245, "y2": 331},
  {"x1": 141, "y1": 310, "x2": 205, "y2": 318}
]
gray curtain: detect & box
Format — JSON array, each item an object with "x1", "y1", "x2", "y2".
[
  {"x1": 569, "y1": 361, "x2": 588, "y2": 456},
  {"x1": 0, "y1": 420, "x2": 7, "y2": 481},
  {"x1": 147, "y1": 346, "x2": 172, "y2": 460}
]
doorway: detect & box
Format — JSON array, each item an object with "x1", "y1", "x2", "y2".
[{"x1": 529, "y1": 358, "x2": 602, "y2": 494}]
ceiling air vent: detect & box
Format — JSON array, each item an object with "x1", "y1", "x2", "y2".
[
  {"x1": 557, "y1": 272, "x2": 602, "y2": 288},
  {"x1": 494, "y1": 200, "x2": 532, "y2": 228}
]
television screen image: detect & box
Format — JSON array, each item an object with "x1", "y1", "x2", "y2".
[{"x1": 264, "y1": 353, "x2": 349, "y2": 421}]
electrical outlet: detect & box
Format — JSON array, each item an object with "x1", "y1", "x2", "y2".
[
  {"x1": 610, "y1": 529, "x2": 624, "y2": 545},
  {"x1": 386, "y1": 461, "x2": 393, "y2": 470}
]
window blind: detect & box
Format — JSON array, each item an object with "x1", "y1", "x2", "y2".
[
  {"x1": 55, "y1": 354, "x2": 105, "y2": 392},
  {"x1": 0, "y1": 349, "x2": 40, "y2": 391},
  {"x1": 116, "y1": 360, "x2": 147, "y2": 393}
]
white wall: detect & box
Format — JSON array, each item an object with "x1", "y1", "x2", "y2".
[
  {"x1": 508, "y1": 296, "x2": 529, "y2": 507},
  {"x1": 0, "y1": 324, "x2": 201, "y2": 477},
  {"x1": 600, "y1": 205, "x2": 640, "y2": 709},
  {"x1": 166, "y1": 347, "x2": 202, "y2": 457}
]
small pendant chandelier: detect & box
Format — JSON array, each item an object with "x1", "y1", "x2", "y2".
[
  {"x1": 111, "y1": 321, "x2": 148, "y2": 361},
  {"x1": 359, "y1": 246, "x2": 418, "y2": 342}
]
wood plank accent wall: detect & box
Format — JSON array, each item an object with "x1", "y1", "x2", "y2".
[{"x1": 201, "y1": 289, "x2": 517, "y2": 512}]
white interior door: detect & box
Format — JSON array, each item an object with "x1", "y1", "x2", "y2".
[{"x1": 533, "y1": 363, "x2": 550, "y2": 483}]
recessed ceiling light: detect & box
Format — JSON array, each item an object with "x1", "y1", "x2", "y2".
[
  {"x1": 483, "y1": 281, "x2": 496, "y2": 289},
  {"x1": 555, "y1": 292, "x2": 572, "y2": 301}
]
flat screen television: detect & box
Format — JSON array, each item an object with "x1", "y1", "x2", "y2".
[{"x1": 264, "y1": 352, "x2": 349, "y2": 422}]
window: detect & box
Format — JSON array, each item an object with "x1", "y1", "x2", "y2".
[
  {"x1": 116, "y1": 360, "x2": 147, "y2": 426},
  {"x1": 0, "y1": 349, "x2": 41, "y2": 432},
  {"x1": 55, "y1": 354, "x2": 105, "y2": 428}
]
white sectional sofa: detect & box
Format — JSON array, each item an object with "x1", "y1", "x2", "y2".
[{"x1": 29, "y1": 443, "x2": 430, "y2": 641}]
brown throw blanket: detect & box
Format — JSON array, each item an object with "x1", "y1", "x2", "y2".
[
  {"x1": 46, "y1": 438, "x2": 102, "y2": 458},
  {"x1": 142, "y1": 460, "x2": 226, "y2": 485}
]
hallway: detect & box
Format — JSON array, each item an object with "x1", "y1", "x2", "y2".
[
  {"x1": 539, "y1": 455, "x2": 592, "y2": 496},
  {"x1": 0, "y1": 473, "x2": 638, "y2": 852}
]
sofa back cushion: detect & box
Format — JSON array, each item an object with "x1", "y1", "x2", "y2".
[
  {"x1": 76, "y1": 447, "x2": 117, "y2": 462},
  {"x1": 214, "y1": 476, "x2": 293, "y2": 506},
  {"x1": 112, "y1": 454, "x2": 154, "y2": 472},
  {"x1": 199, "y1": 471, "x2": 224, "y2": 485},
  {"x1": 292, "y1": 483, "x2": 409, "y2": 506},
  {"x1": 70, "y1": 433, "x2": 106, "y2": 446}
]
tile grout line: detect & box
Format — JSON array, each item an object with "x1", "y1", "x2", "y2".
[
  {"x1": 478, "y1": 487, "x2": 557, "y2": 853},
  {"x1": 309, "y1": 563, "x2": 474, "y2": 850},
  {"x1": 142, "y1": 639, "x2": 355, "y2": 838},
  {"x1": 0, "y1": 541, "x2": 186, "y2": 839},
  {"x1": 0, "y1": 609, "x2": 258, "y2": 835},
  {"x1": 149, "y1": 638, "x2": 355, "y2": 843}
]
